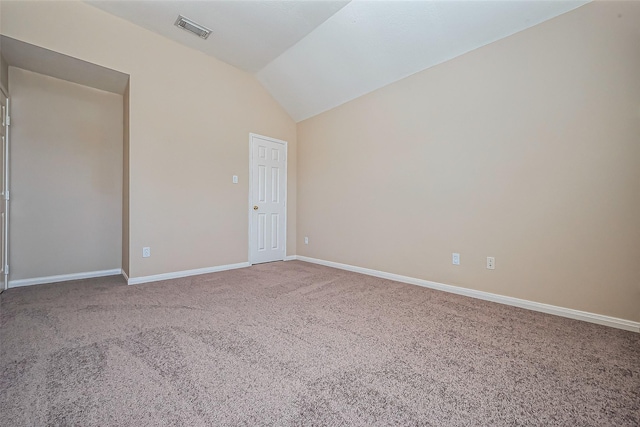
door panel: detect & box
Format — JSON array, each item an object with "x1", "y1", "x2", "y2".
[{"x1": 250, "y1": 134, "x2": 286, "y2": 264}]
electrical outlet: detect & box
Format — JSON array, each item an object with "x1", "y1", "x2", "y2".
[
  {"x1": 487, "y1": 256, "x2": 495, "y2": 270},
  {"x1": 452, "y1": 253, "x2": 460, "y2": 265},
  {"x1": 232, "y1": 175, "x2": 238, "y2": 184},
  {"x1": 143, "y1": 247, "x2": 151, "y2": 258},
  {"x1": 304, "y1": 236, "x2": 309, "y2": 245}
]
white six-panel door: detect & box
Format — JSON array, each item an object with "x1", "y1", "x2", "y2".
[{"x1": 249, "y1": 134, "x2": 287, "y2": 264}]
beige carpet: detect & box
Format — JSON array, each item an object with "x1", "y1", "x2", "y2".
[{"x1": 1, "y1": 261, "x2": 638, "y2": 426}]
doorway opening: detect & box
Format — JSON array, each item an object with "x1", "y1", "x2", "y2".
[{"x1": 0, "y1": 36, "x2": 130, "y2": 289}]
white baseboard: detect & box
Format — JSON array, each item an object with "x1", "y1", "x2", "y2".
[
  {"x1": 121, "y1": 269, "x2": 129, "y2": 281},
  {"x1": 284, "y1": 255, "x2": 297, "y2": 261},
  {"x1": 8, "y1": 268, "x2": 122, "y2": 289},
  {"x1": 127, "y1": 262, "x2": 250, "y2": 285},
  {"x1": 295, "y1": 256, "x2": 640, "y2": 333}
]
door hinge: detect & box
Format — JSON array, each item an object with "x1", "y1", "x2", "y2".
[
  {"x1": 4, "y1": 190, "x2": 8, "y2": 201},
  {"x1": 4, "y1": 265, "x2": 8, "y2": 275},
  {"x1": 5, "y1": 116, "x2": 9, "y2": 126}
]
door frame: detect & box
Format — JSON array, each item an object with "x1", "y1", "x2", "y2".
[
  {"x1": 248, "y1": 133, "x2": 287, "y2": 265},
  {"x1": 0, "y1": 84, "x2": 10, "y2": 292}
]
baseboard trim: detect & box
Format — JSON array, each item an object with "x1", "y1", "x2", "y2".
[
  {"x1": 121, "y1": 269, "x2": 129, "y2": 281},
  {"x1": 127, "y1": 262, "x2": 251, "y2": 285},
  {"x1": 8, "y1": 269, "x2": 122, "y2": 289},
  {"x1": 284, "y1": 255, "x2": 297, "y2": 261},
  {"x1": 295, "y1": 256, "x2": 640, "y2": 333}
]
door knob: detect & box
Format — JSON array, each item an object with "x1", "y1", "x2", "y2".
[{"x1": 253, "y1": 206, "x2": 259, "y2": 210}]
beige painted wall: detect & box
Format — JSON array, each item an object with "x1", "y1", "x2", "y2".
[
  {"x1": 0, "y1": 1, "x2": 5, "y2": 91},
  {"x1": 0, "y1": 54, "x2": 7, "y2": 91},
  {"x1": 9, "y1": 67, "x2": 123, "y2": 280},
  {"x1": 297, "y1": 2, "x2": 640, "y2": 322},
  {"x1": 1, "y1": 1, "x2": 297, "y2": 278}
]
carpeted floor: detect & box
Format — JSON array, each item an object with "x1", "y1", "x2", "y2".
[{"x1": 0, "y1": 261, "x2": 638, "y2": 426}]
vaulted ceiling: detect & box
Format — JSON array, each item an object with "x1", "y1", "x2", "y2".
[{"x1": 88, "y1": 1, "x2": 587, "y2": 122}]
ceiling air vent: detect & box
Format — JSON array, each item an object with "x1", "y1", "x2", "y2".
[{"x1": 174, "y1": 15, "x2": 212, "y2": 40}]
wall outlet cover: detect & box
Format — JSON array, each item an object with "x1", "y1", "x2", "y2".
[{"x1": 452, "y1": 253, "x2": 460, "y2": 265}]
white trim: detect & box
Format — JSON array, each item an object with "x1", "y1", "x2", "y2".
[
  {"x1": 121, "y1": 269, "x2": 129, "y2": 281},
  {"x1": 296, "y1": 256, "x2": 640, "y2": 333},
  {"x1": 2, "y1": 94, "x2": 9, "y2": 293},
  {"x1": 248, "y1": 133, "x2": 288, "y2": 265},
  {"x1": 8, "y1": 269, "x2": 122, "y2": 288},
  {"x1": 284, "y1": 255, "x2": 297, "y2": 261},
  {"x1": 127, "y1": 262, "x2": 250, "y2": 285}
]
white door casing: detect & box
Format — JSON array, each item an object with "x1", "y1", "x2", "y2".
[
  {"x1": 0, "y1": 89, "x2": 9, "y2": 292},
  {"x1": 249, "y1": 133, "x2": 287, "y2": 264}
]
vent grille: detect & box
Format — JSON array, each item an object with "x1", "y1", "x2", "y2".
[{"x1": 174, "y1": 15, "x2": 212, "y2": 39}]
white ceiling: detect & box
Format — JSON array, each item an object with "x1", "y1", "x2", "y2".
[
  {"x1": 87, "y1": 0, "x2": 588, "y2": 122},
  {"x1": 88, "y1": 0, "x2": 350, "y2": 73},
  {"x1": 258, "y1": 0, "x2": 588, "y2": 121}
]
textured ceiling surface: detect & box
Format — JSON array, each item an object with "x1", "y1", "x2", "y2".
[
  {"x1": 257, "y1": 0, "x2": 587, "y2": 121},
  {"x1": 87, "y1": 1, "x2": 587, "y2": 122},
  {"x1": 88, "y1": 0, "x2": 350, "y2": 73}
]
